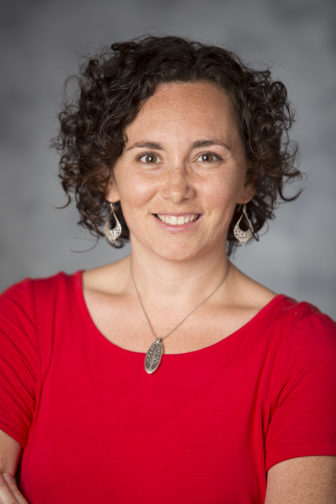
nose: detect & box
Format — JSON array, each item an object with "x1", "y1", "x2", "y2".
[{"x1": 161, "y1": 165, "x2": 195, "y2": 203}]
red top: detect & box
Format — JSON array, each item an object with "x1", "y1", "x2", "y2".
[{"x1": 0, "y1": 271, "x2": 336, "y2": 503}]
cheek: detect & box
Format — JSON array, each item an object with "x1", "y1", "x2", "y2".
[
  {"x1": 202, "y1": 179, "x2": 240, "y2": 232},
  {"x1": 118, "y1": 174, "x2": 158, "y2": 210},
  {"x1": 203, "y1": 178, "x2": 237, "y2": 208},
  {"x1": 209, "y1": 169, "x2": 247, "y2": 203}
]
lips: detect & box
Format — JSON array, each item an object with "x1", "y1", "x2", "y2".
[{"x1": 155, "y1": 214, "x2": 201, "y2": 225}]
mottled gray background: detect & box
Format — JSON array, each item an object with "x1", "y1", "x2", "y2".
[{"x1": 1, "y1": 0, "x2": 335, "y2": 318}]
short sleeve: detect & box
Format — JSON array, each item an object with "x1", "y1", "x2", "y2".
[
  {"x1": 265, "y1": 305, "x2": 336, "y2": 471},
  {"x1": 0, "y1": 279, "x2": 38, "y2": 447}
]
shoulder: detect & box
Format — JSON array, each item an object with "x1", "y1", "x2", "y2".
[
  {"x1": 238, "y1": 289, "x2": 336, "y2": 380},
  {"x1": 233, "y1": 259, "x2": 336, "y2": 340},
  {"x1": 265, "y1": 296, "x2": 336, "y2": 406},
  {"x1": 0, "y1": 270, "x2": 82, "y2": 312},
  {"x1": 83, "y1": 257, "x2": 130, "y2": 296},
  {"x1": 275, "y1": 296, "x2": 336, "y2": 342},
  {"x1": 0, "y1": 271, "x2": 83, "y2": 365},
  {"x1": 258, "y1": 294, "x2": 336, "y2": 362}
]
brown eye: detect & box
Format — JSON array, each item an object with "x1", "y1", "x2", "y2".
[
  {"x1": 197, "y1": 152, "x2": 221, "y2": 162},
  {"x1": 139, "y1": 153, "x2": 159, "y2": 164}
]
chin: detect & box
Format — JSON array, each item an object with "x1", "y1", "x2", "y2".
[
  {"x1": 151, "y1": 242, "x2": 211, "y2": 263},
  {"x1": 130, "y1": 232, "x2": 223, "y2": 263}
]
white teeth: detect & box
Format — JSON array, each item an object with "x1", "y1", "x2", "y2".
[{"x1": 156, "y1": 214, "x2": 199, "y2": 225}]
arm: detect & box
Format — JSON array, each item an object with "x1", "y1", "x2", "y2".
[
  {"x1": 0, "y1": 280, "x2": 41, "y2": 503},
  {"x1": 265, "y1": 456, "x2": 336, "y2": 504},
  {"x1": 264, "y1": 308, "x2": 336, "y2": 503},
  {"x1": 0, "y1": 429, "x2": 29, "y2": 503},
  {"x1": 0, "y1": 430, "x2": 22, "y2": 475}
]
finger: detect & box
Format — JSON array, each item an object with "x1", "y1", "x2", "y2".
[
  {"x1": 1, "y1": 474, "x2": 28, "y2": 504},
  {"x1": 0, "y1": 473, "x2": 18, "y2": 503},
  {"x1": 2, "y1": 475, "x2": 28, "y2": 504}
]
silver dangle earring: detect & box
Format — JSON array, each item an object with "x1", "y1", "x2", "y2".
[
  {"x1": 233, "y1": 204, "x2": 254, "y2": 246},
  {"x1": 104, "y1": 202, "x2": 122, "y2": 244}
]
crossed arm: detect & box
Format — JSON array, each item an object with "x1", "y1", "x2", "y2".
[
  {"x1": 0, "y1": 429, "x2": 335, "y2": 503},
  {"x1": 265, "y1": 455, "x2": 336, "y2": 503},
  {"x1": 0, "y1": 430, "x2": 27, "y2": 503}
]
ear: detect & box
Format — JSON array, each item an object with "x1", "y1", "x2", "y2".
[
  {"x1": 105, "y1": 176, "x2": 120, "y2": 204},
  {"x1": 237, "y1": 180, "x2": 255, "y2": 205},
  {"x1": 237, "y1": 165, "x2": 256, "y2": 204}
]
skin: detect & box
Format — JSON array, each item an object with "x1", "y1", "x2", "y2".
[
  {"x1": 0, "y1": 81, "x2": 335, "y2": 502},
  {"x1": 108, "y1": 80, "x2": 253, "y2": 266},
  {"x1": 99, "y1": 80, "x2": 275, "y2": 355},
  {"x1": 0, "y1": 430, "x2": 26, "y2": 503}
]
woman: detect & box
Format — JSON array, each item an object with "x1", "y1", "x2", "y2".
[{"x1": 0, "y1": 35, "x2": 335, "y2": 503}]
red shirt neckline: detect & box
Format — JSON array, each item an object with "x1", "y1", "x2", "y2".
[{"x1": 75, "y1": 269, "x2": 289, "y2": 360}]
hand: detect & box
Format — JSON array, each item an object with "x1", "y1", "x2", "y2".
[{"x1": 0, "y1": 473, "x2": 29, "y2": 503}]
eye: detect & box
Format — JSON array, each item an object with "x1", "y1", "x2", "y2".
[
  {"x1": 197, "y1": 152, "x2": 222, "y2": 162},
  {"x1": 138, "y1": 152, "x2": 160, "y2": 164}
]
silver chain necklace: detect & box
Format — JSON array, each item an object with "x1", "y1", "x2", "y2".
[{"x1": 130, "y1": 258, "x2": 231, "y2": 374}]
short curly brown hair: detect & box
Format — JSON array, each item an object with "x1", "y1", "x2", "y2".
[{"x1": 53, "y1": 35, "x2": 301, "y2": 255}]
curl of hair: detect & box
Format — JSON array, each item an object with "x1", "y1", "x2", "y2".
[{"x1": 53, "y1": 35, "x2": 302, "y2": 254}]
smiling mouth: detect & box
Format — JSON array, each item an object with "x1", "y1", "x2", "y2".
[{"x1": 154, "y1": 214, "x2": 201, "y2": 225}]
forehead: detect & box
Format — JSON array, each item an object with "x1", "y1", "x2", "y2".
[
  {"x1": 145, "y1": 80, "x2": 232, "y2": 106},
  {"x1": 125, "y1": 81, "x2": 238, "y2": 140}
]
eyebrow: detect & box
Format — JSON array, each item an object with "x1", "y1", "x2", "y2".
[
  {"x1": 125, "y1": 141, "x2": 164, "y2": 151},
  {"x1": 125, "y1": 139, "x2": 232, "y2": 152}
]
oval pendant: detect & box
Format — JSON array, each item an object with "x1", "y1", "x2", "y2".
[{"x1": 145, "y1": 339, "x2": 163, "y2": 374}]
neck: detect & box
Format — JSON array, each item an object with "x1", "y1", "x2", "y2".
[{"x1": 128, "y1": 239, "x2": 230, "y2": 307}]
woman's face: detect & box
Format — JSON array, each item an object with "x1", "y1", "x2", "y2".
[{"x1": 107, "y1": 80, "x2": 254, "y2": 262}]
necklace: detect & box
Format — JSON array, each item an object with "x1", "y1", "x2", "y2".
[{"x1": 130, "y1": 258, "x2": 231, "y2": 374}]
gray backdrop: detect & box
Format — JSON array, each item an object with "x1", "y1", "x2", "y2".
[{"x1": 1, "y1": 0, "x2": 335, "y2": 318}]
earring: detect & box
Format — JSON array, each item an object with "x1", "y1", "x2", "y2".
[
  {"x1": 233, "y1": 204, "x2": 254, "y2": 246},
  {"x1": 104, "y1": 202, "x2": 122, "y2": 244}
]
